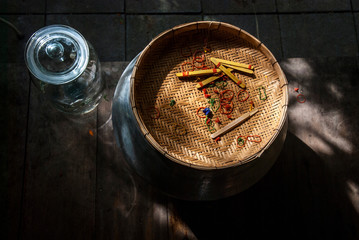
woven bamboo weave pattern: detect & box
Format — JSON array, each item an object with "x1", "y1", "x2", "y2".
[{"x1": 131, "y1": 22, "x2": 287, "y2": 169}]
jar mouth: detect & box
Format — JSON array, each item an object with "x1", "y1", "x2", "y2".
[{"x1": 25, "y1": 25, "x2": 89, "y2": 85}]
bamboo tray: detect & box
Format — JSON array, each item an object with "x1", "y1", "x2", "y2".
[{"x1": 130, "y1": 21, "x2": 288, "y2": 169}]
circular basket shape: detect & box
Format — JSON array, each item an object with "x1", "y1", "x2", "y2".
[{"x1": 131, "y1": 21, "x2": 288, "y2": 170}]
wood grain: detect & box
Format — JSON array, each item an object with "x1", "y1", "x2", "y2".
[
  {"x1": 4, "y1": 58, "x2": 358, "y2": 240},
  {"x1": 0, "y1": 64, "x2": 30, "y2": 240},
  {"x1": 95, "y1": 62, "x2": 169, "y2": 240},
  {"x1": 20, "y1": 80, "x2": 97, "y2": 239}
]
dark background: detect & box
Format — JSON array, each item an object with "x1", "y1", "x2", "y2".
[{"x1": 1, "y1": 0, "x2": 359, "y2": 239}]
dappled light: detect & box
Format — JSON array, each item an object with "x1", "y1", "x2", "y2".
[
  {"x1": 346, "y1": 180, "x2": 359, "y2": 214},
  {"x1": 153, "y1": 202, "x2": 167, "y2": 226},
  {"x1": 288, "y1": 101, "x2": 354, "y2": 156},
  {"x1": 281, "y1": 58, "x2": 315, "y2": 81},
  {"x1": 327, "y1": 82, "x2": 344, "y2": 100},
  {"x1": 281, "y1": 58, "x2": 357, "y2": 159},
  {"x1": 167, "y1": 206, "x2": 198, "y2": 240}
]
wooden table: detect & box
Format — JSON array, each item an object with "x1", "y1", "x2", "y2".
[{"x1": 2, "y1": 58, "x2": 359, "y2": 239}]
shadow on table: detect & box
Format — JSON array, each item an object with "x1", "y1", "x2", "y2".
[{"x1": 169, "y1": 131, "x2": 359, "y2": 240}]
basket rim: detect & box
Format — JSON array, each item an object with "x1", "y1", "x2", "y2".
[{"x1": 130, "y1": 21, "x2": 288, "y2": 170}]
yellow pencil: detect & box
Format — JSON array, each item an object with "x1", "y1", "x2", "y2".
[
  {"x1": 195, "y1": 68, "x2": 233, "y2": 88},
  {"x1": 211, "y1": 57, "x2": 254, "y2": 70},
  {"x1": 210, "y1": 58, "x2": 246, "y2": 89},
  {"x1": 221, "y1": 63, "x2": 254, "y2": 74},
  {"x1": 176, "y1": 68, "x2": 221, "y2": 77}
]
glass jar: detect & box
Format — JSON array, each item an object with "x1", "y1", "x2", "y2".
[{"x1": 25, "y1": 25, "x2": 104, "y2": 114}]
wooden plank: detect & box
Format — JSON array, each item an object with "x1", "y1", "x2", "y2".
[
  {"x1": 281, "y1": 57, "x2": 359, "y2": 238},
  {"x1": 95, "y1": 62, "x2": 169, "y2": 240},
  {"x1": 97, "y1": 62, "x2": 127, "y2": 128},
  {"x1": 167, "y1": 131, "x2": 359, "y2": 239},
  {"x1": 8, "y1": 57, "x2": 358, "y2": 239},
  {"x1": 20, "y1": 76, "x2": 97, "y2": 239},
  {"x1": 167, "y1": 201, "x2": 197, "y2": 240},
  {"x1": 0, "y1": 64, "x2": 30, "y2": 240}
]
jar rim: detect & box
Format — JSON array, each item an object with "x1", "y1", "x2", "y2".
[{"x1": 25, "y1": 24, "x2": 89, "y2": 85}]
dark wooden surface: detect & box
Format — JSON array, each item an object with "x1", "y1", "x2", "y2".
[{"x1": 2, "y1": 58, "x2": 359, "y2": 240}]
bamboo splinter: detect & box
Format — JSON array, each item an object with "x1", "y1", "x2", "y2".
[{"x1": 210, "y1": 108, "x2": 259, "y2": 139}]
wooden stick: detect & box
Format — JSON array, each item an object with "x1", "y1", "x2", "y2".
[
  {"x1": 210, "y1": 108, "x2": 259, "y2": 139},
  {"x1": 221, "y1": 63, "x2": 254, "y2": 75},
  {"x1": 210, "y1": 58, "x2": 246, "y2": 89},
  {"x1": 176, "y1": 68, "x2": 221, "y2": 77},
  {"x1": 195, "y1": 75, "x2": 222, "y2": 89},
  {"x1": 211, "y1": 57, "x2": 254, "y2": 70},
  {"x1": 195, "y1": 68, "x2": 233, "y2": 89}
]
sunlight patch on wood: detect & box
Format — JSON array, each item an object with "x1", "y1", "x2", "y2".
[{"x1": 346, "y1": 180, "x2": 359, "y2": 214}]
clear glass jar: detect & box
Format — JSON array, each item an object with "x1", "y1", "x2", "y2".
[{"x1": 25, "y1": 25, "x2": 104, "y2": 114}]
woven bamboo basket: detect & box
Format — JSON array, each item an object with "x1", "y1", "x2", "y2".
[{"x1": 130, "y1": 21, "x2": 288, "y2": 170}]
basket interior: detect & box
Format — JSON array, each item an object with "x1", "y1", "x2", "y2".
[{"x1": 131, "y1": 22, "x2": 287, "y2": 169}]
